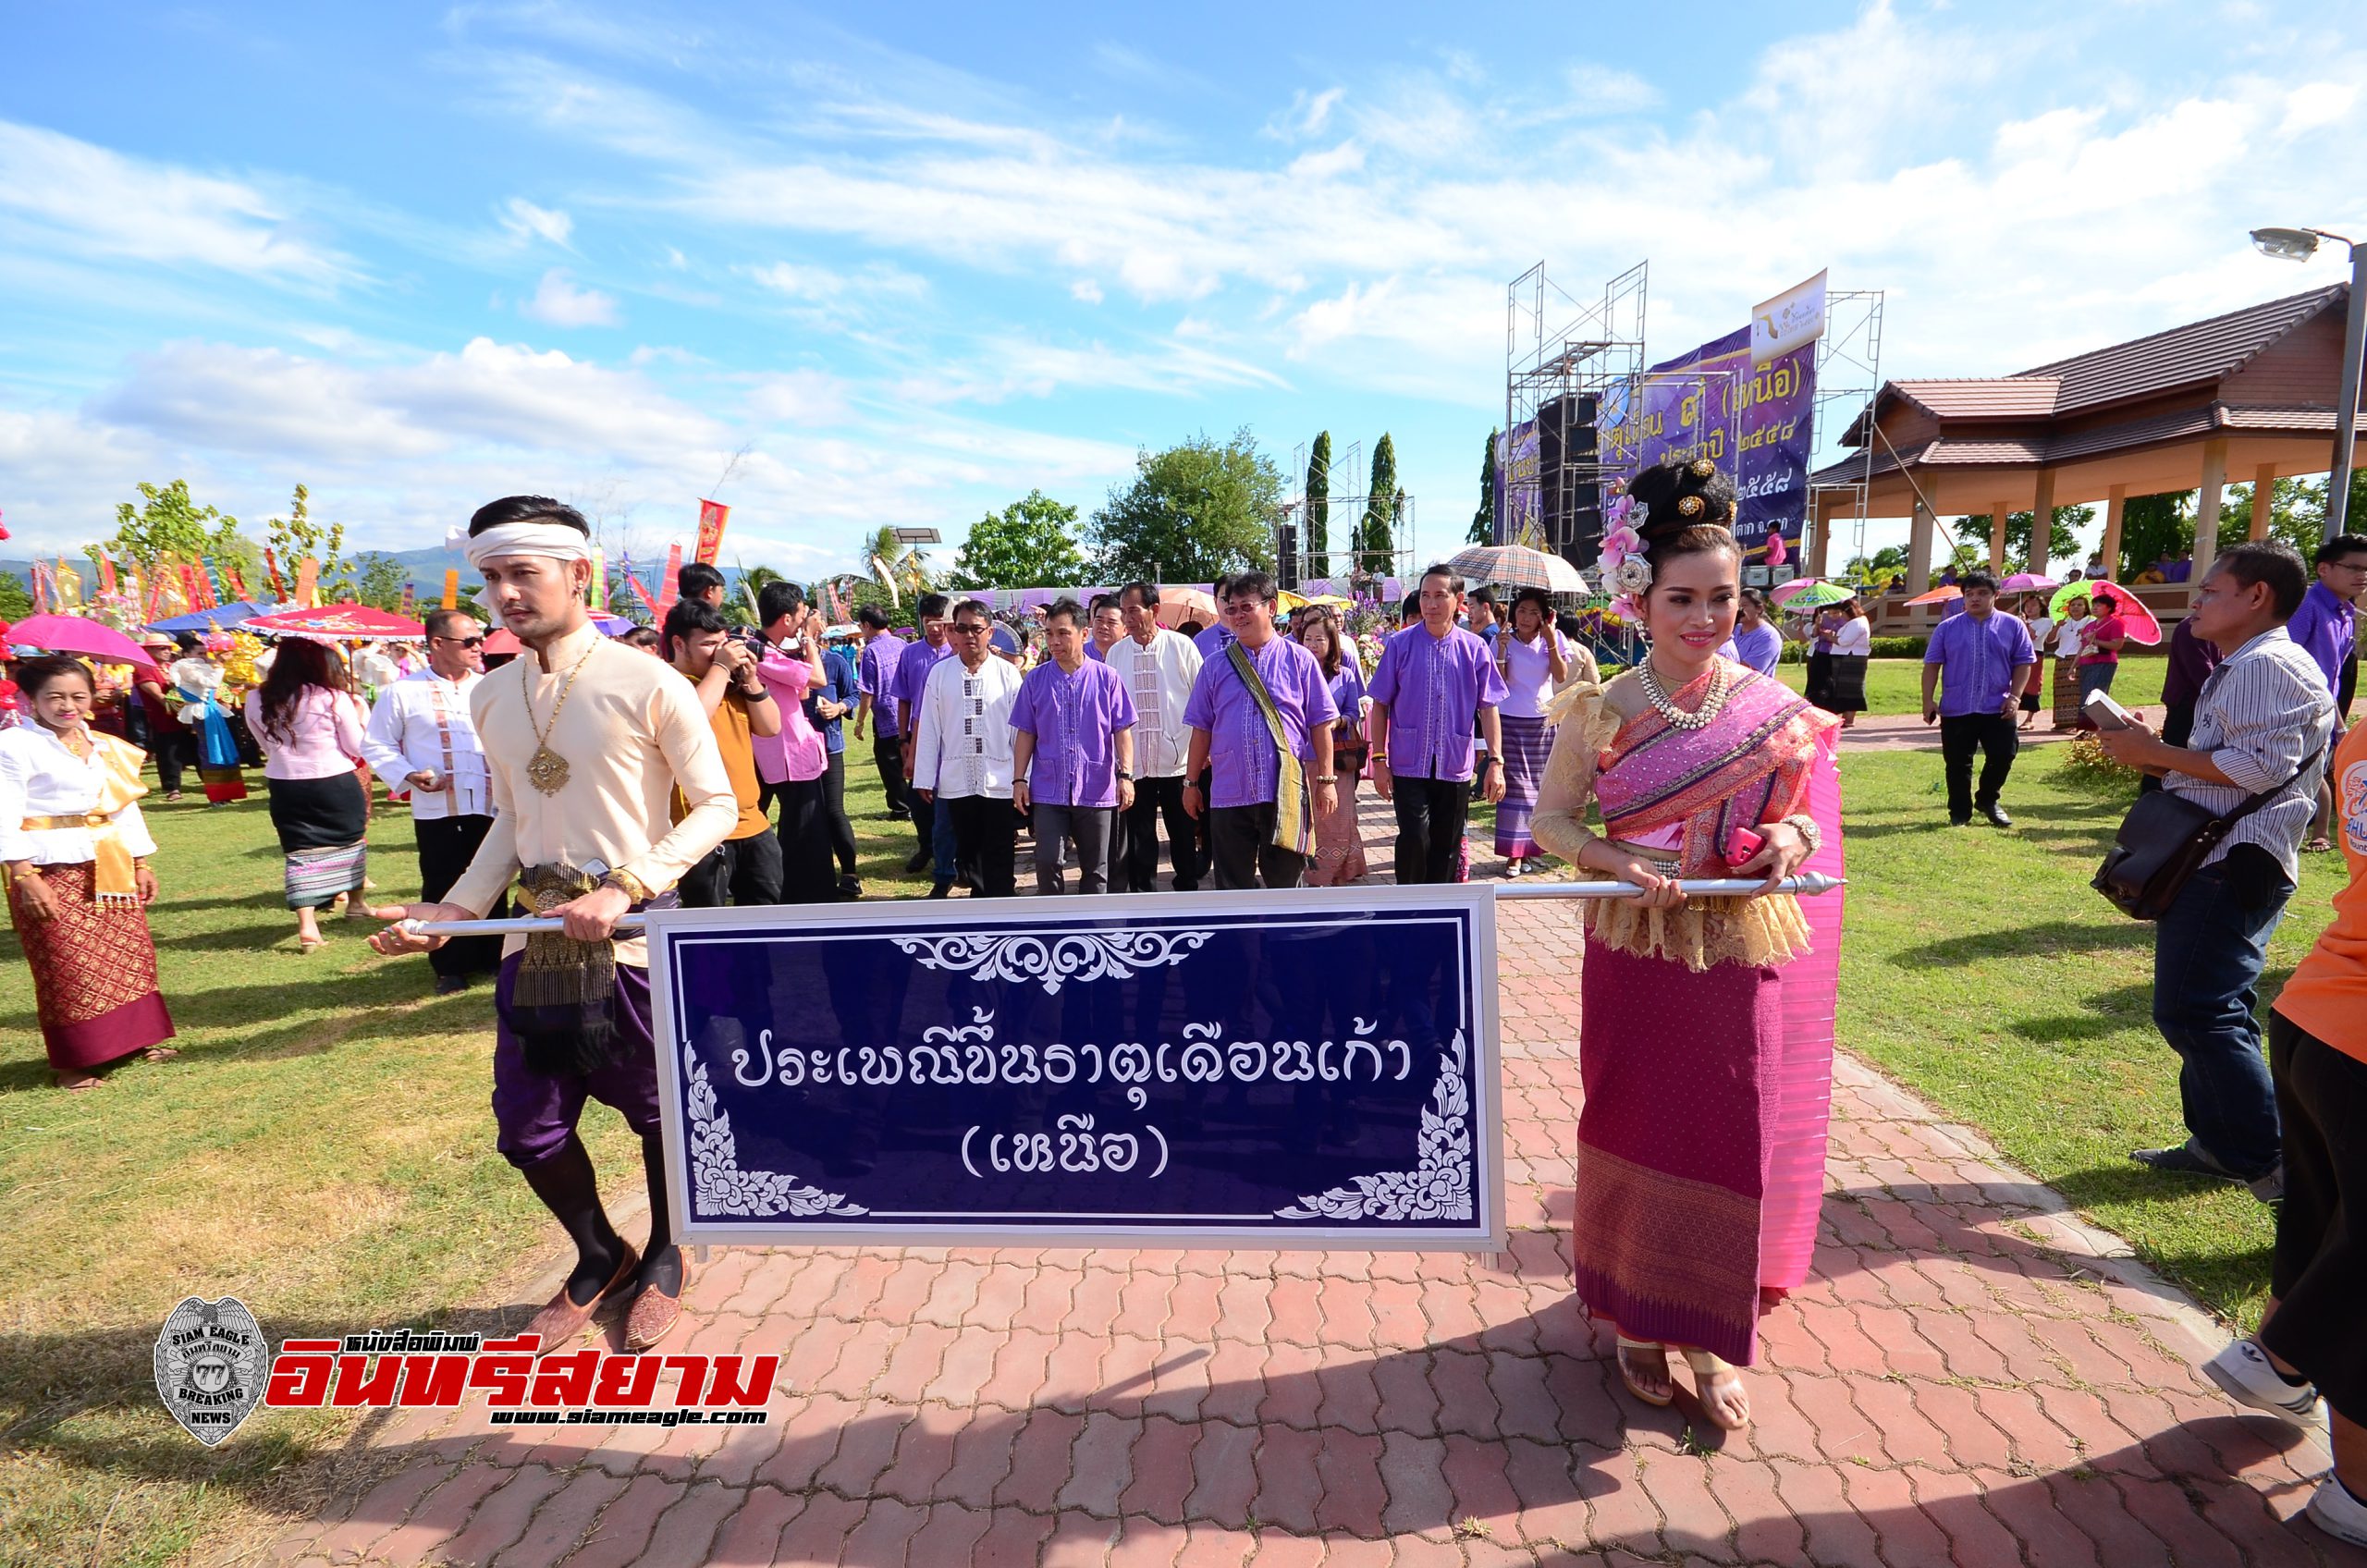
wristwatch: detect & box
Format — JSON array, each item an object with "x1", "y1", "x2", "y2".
[{"x1": 1115, "y1": 767, "x2": 1134, "y2": 780}]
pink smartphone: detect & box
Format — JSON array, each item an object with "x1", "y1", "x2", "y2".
[{"x1": 1724, "y1": 828, "x2": 1766, "y2": 869}]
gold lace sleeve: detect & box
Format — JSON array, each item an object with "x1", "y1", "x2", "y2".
[{"x1": 1529, "y1": 680, "x2": 1613, "y2": 868}]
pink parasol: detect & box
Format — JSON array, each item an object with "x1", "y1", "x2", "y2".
[
  {"x1": 2050, "y1": 580, "x2": 2163, "y2": 645},
  {"x1": 244, "y1": 605, "x2": 426, "y2": 640},
  {"x1": 1153, "y1": 587, "x2": 1220, "y2": 630},
  {"x1": 1904, "y1": 585, "x2": 1963, "y2": 606},
  {"x1": 7, "y1": 613, "x2": 165, "y2": 677},
  {"x1": 1998, "y1": 571, "x2": 2059, "y2": 593}
]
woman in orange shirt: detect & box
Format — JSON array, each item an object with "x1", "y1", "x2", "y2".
[{"x1": 2198, "y1": 717, "x2": 2367, "y2": 1549}]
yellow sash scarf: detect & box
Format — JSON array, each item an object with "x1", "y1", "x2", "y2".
[{"x1": 24, "y1": 736, "x2": 149, "y2": 903}]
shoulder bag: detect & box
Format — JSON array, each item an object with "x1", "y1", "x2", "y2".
[{"x1": 2092, "y1": 743, "x2": 2324, "y2": 920}]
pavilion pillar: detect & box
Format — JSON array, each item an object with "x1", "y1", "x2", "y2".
[
  {"x1": 1809, "y1": 497, "x2": 1833, "y2": 579},
  {"x1": 1989, "y1": 504, "x2": 2008, "y2": 572},
  {"x1": 1907, "y1": 498, "x2": 1936, "y2": 593},
  {"x1": 2101, "y1": 484, "x2": 2128, "y2": 580},
  {"x1": 2194, "y1": 437, "x2": 2229, "y2": 580},
  {"x1": 2250, "y1": 461, "x2": 2278, "y2": 539},
  {"x1": 2028, "y1": 470, "x2": 2056, "y2": 580}
]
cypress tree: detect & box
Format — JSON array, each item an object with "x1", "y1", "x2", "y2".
[
  {"x1": 1360, "y1": 434, "x2": 1399, "y2": 572},
  {"x1": 1470, "y1": 428, "x2": 1498, "y2": 545}
]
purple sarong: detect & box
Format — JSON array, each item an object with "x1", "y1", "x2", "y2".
[
  {"x1": 489, "y1": 956, "x2": 661, "y2": 1170},
  {"x1": 1493, "y1": 713, "x2": 1551, "y2": 857}
]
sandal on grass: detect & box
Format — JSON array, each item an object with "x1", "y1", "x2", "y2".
[
  {"x1": 1681, "y1": 1348, "x2": 1751, "y2": 1430},
  {"x1": 55, "y1": 1071, "x2": 103, "y2": 1091},
  {"x1": 1615, "y1": 1335, "x2": 1674, "y2": 1407},
  {"x1": 137, "y1": 1047, "x2": 179, "y2": 1062}
]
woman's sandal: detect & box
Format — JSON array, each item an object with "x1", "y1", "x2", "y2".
[
  {"x1": 1680, "y1": 1349, "x2": 1751, "y2": 1430},
  {"x1": 54, "y1": 1071, "x2": 103, "y2": 1091},
  {"x1": 1615, "y1": 1336, "x2": 1674, "y2": 1407},
  {"x1": 137, "y1": 1047, "x2": 180, "y2": 1063},
  {"x1": 299, "y1": 935, "x2": 329, "y2": 952}
]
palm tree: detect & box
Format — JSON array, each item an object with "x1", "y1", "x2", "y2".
[{"x1": 864, "y1": 526, "x2": 933, "y2": 604}]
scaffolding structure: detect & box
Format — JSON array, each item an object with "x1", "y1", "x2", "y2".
[
  {"x1": 1502, "y1": 262, "x2": 1649, "y2": 572},
  {"x1": 1804, "y1": 289, "x2": 1886, "y2": 574},
  {"x1": 1278, "y1": 435, "x2": 1418, "y2": 593}
]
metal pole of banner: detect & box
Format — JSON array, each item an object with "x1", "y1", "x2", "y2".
[{"x1": 400, "y1": 874, "x2": 1846, "y2": 936}]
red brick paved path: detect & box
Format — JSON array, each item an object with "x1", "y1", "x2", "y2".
[{"x1": 258, "y1": 803, "x2": 2361, "y2": 1566}]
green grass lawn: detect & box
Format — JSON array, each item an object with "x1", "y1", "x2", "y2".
[
  {"x1": 0, "y1": 711, "x2": 2334, "y2": 1562},
  {"x1": 1769, "y1": 653, "x2": 2169, "y2": 716}
]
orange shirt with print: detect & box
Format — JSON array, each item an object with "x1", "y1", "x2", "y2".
[{"x1": 2273, "y1": 720, "x2": 2367, "y2": 1061}]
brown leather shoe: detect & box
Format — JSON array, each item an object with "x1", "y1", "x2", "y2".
[
  {"x1": 522, "y1": 1243, "x2": 639, "y2": 1357},
  {"x1": 623, "y1": 1254, "x2": 693, "y2": 1352}
]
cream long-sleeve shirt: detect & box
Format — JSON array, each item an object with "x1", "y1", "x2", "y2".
[
  {"x1": 360, "y1": 670, "x2": 492, "y2": 820},
  {"x1": 445, "y1": 622, "x2": 736, "y2": 965},
  {"x1": 1111, "y1": 627, "x2": 1204, "y2": 778},
  {"x1": 910, "y1": 652, "x2": 1024, "y2": 800}
]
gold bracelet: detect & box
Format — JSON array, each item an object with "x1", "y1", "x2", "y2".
[{"x1": 599, "y1": 867, "x2": 657, "y2": 903}]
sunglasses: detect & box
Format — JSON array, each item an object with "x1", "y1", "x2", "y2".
[
  {"x1": 433, "y1": 635, "x2": 485, "y2": 648},
  {"x1": 950, "y1": 623, "x2": 990, "y2": 635}
]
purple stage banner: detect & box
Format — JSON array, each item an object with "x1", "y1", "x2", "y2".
[
  {"x1": 1601, "y1": 327, "x2": 1817, "y2": 562},
  {"x1": 1493, "y1": 421, "x2": 1540, "y2": 546}
]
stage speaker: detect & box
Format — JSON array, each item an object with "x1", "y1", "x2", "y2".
[
  {"x1": 1539, "y1": 394, "x2": 1605, "y2": 571},
  {"x1": 1276, "y1": 522, "x2": 1300, "y2": 591}
]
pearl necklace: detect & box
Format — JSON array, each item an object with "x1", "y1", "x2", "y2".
[{"x1": 1635, "y1": 655, "x2": 1729, "y2": 730}]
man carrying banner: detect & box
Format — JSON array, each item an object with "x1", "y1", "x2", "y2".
[
  {"x1": 893, "y1": 594, "x2": 959, "y2": 882},
  {"x1": 360, "y1": 608, "x2": 502, "y2": 993},
  {"x1": 1183, "y1": 570, "x2": 1338, "y2": 889},
  {"x1": 1369, "y1": 565, "x2": 1507, "y2": 884},
  {"x1": 370, "y1": 496, "x2": 738, "y2": 1354},
  {"x1": 911, "y1": 599, "x2": 1025, "y2": 898},
  {"x1": 850, "y1": 605, "x2": 911, "y2": 824},
  {"x1": 1113, "y1": 581, "x2": 1206, "y2": 892},
  {"x1": 1011, "y1": 598, "x2": 1137, "y2": 893}
]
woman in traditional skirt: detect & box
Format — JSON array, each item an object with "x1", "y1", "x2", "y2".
[
  {"x1": 2051, "y1": 593, "x2": 2093, "y2": 729},
  {"x1": 1825, "y1": 595, "x2": 1870, "y2": 726},
  {"x1": 0, "y1": 656, "x2": 178, "y2": 1089},
  {"x1": 2016, "y1": 592, "x2": 2054, "y2": 732},
  {"x1": 170, "y1": 634, "x2": 250, "y2": 805},
  {"x1": 1494, "y1": 587, "x2": 1593, "y2": 875},
  {"x1": 244, "y1": 638, "x2": 370, "y2": 951},
  {"x1": 1295, "y1": 609, "x2": 1368, "y2": 886},
  {"x1": 1533, "y1": 459, "x2": 1843, "y2": 1432}
]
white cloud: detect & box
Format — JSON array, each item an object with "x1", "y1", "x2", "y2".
[
  {"x1": 497, "y1": 197, "x2": 575, "y2": 248},
  {"x1": 520, "y1": 269, "x2": 620, "y2": 327},
  {"x1": 742, "y1": 259, "x2": 928, "y2": 304},
  {"x1": 0, "y1": 119, "x2": 353, "y2": 287},
  {"x1": 1562, "y1": 64, "x2": 1659, "y2": 114},
  {"x1": 742, "y1": 369, "x2": 852, "y2": 425},
  {"x1": 1070, "y1": 278, "x2": 1104, "y2": 305}
]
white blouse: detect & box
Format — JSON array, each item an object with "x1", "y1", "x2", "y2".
[
  {"x1": 1497, "y1": 631, "x2": 1570, "y2": 720},
  {"x1": 0, "y1": 726, "x2": 158, "y2": 866},
  {"x1": 1830, "y1": 616, "x2": 1872, "y2": 656}
]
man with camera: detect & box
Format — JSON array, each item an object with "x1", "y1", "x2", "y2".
[
  {"x1": 2100, "y1": 541, "x2": 2335, "y2": 1202},
  {"x1": 663, "y1": 597, "x2": 785, "y2": 907}
]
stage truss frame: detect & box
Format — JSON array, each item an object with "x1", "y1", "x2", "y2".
[
  {"x1": 1502, "y1": 262, "x2": 1649, "y2": 572},
  {"x1": 1806, "y1": 289, "x2": 1886, "y2": 575},
  {"x1": 1280, "y1": 434, "x2": 1418, "y2": 594}
]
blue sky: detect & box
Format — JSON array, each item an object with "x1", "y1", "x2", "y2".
[{"x1": 4, "y1": 0, "x2": 2364, "y2": 578}]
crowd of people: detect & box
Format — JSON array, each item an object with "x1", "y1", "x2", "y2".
[{"x1": 5, "y1": 479, "x2": 2364, "y2": 1539}]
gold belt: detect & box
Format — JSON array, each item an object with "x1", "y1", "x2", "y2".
[{"x1": 19, "y1": 813, "x2": 138, "y2": 901}]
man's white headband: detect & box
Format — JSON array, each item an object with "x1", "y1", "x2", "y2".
[{"x1": 454, "y1": 521, "x2": 595, "y2": 570}]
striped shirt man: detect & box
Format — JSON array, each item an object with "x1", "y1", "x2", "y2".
[{"x1": 2169, "y1": 626, "x2": 2335, "y2": 877}]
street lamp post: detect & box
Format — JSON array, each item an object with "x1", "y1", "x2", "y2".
[{"x1": 2251, "y1": 226, "x2": 2366, "y2": 540}]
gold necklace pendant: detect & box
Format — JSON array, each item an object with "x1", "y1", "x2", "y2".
[{"x1": 525, "y1": 743, "x2": 570, "y2": 795}]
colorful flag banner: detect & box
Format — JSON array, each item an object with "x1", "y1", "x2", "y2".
[
  {"x1": 31, "y1": 560, "x2": 53, "y2": 612},
  {"x1": 625, "y1": 569, "x2": 659, "y2": 618},
  {"x1": 656, "y1": 542, "x2": 683, "y2": 616},
  {"x1": 588, "y1": 546, "x2": 607, "y2": 609},
  {"x1": 264, "y1": 547, "x2": 288, "y2": 602},
  {"x1": 93, "y1": 548, "x2": 118, "y2": 596},
  {"x1": 55, "y1": 557, "x2": 84, "y2": 608},
  {"x1": 221, "y1": 560, "x2": 249, "y2": 599},
  {"x1": 441, "y1": 569, "x2": 460, "y2": 609},
  {"x1": 399, "y1": 582, "x2": 416, "y2": 619},
  {"x1": 693, "y1": 500, "x2": 730, "y2": 566},
  {"x1": 295, "y1": 557, "x2": 319, "y2": 608}
]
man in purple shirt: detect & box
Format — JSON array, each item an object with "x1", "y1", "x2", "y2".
[
  {"x1": 892, "y1": 594, "x2": 959, "y2": 879},
  {"x1": 1919, "y1": 570, "x2": 2035, "y2": 827},
  {"x1": 1182, "y1": 570, "x2": 1339, "y2": 889},
  {"x1": 2288, "y1": 533, "x2": 2365, "y2": 851},
  {"x1": 1012, "y1": 598, "x2": 1138, "y2": 894},
  {"x1": 1369, "y1": 565, "x2": 1508, "y2": 883},
  {"x1": 1085, "y1": 593, "x2": 1123, "y2": 664},
  {"x1": 851, "y1": 605, "x2": 911, "y2": 825}
]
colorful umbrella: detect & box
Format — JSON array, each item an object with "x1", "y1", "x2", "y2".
[
  {"x1": 2048, "y1": 580, "x2": 2162, "y2": 644},
  {"x1": 1772, "y1": 579, "x2": 1854, "y2": 609},
  {"x1": 1301, "y1": 593, "x2": 1354, "y2": 608},
  {"x1": 1998, "y1": 572, "x2": 2059, "y2": 594},
  {"x1": 146, "y1": 599, "x2": 283, "y2": 632},
  {"x1": 8, "y1": 613, "x2": 165, "y2": 676},
  {"x1": 1442, "y1": 544, "x2": 1588, "y2": 594},
  {"x1": 1905, "y1": 585, "x2": 1963, "y2": 606},
  {"x1": 1153, "y1": 587, "x2": 1220, "y2": 630},
  {"x1": 245, "y1": 605, "x2": 426, "y2": 640}
]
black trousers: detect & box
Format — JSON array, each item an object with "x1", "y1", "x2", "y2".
[
  {"x1": 818, "y1": 751, "x2": 857, "y2": 879},
  {"x1": 1392, "y1": 775, "x2": 1469, "y2": 884},
  {"x1": 872, "y1": 731, "x2": 911, "y2": 818},
  {"x1": 1208, "y1": 802, "x2": 1306, "y2": 889},
  {"x1": 1121, "y1": 775, "x2": 1202, "y2": 892},
  {"x1": 773, "y1": 775, "x2": 838, "y2": 904},
  {"x1": 2263, "y1": 1013, "x2": 2367, "y2": 1425},
  {"x1": 944, "y1": 793, "x2": 1019, "y2": 897},
  {"x1": 1938, "y1": 712, "x2": 2018, "y2": 820},
  {"x1": 680, "y1": 830, "x2": 784, "y2": 908},
  {"x1": 416, "y1": 814, "x2": 505, "y2": 979},
  {"x1": 150, "y1": 729, "x2": 195, "y2": 796}
]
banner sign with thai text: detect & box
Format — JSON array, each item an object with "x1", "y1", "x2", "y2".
[
  {"x1": 1492, "y1": 421, "x2": 1540, "y2": 548},
  {"x1": 693, "y1": 499, "x2": 730, "y2": 566},
  {"x1": 1599, "y1": 325, "x2": 1819, "y2": 564},
  {"x1": 650, "y1": 887, "x2": 1503, "y2": 1249}
]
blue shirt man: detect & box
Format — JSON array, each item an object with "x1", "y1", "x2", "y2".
[{"x1": 1920, "y1": 571, "x2": 2036, "y2": 827}]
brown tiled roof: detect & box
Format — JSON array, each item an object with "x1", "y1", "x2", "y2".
[
  {"x1": 2017, "y1": 285, "x2": 2346, "y2": 413},
  {"x1": 1887, "y1": 377, "x2": 2062, "y2": 419},
  {"x1": 2217, "y1": 403, "x2": 2341, "y2": 432}
]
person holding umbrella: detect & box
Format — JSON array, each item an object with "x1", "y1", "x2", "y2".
[
  {"x1": 2077, "y1": 583, "x2": 2130, "y2": 722},
  {"x1": 2051, "y1": 592, "x2": 2094, "y2": 729}
]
